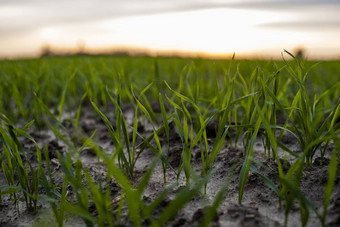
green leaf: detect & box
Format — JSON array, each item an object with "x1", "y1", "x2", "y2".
[
  {"x1": 284, "y1": 49, "x2": 296, "y2": 59},
  {"x1": 279, "y1": 176, "x2": 321, "y2": 219},
  {"x1": 156, "y1": 173, "x2": 211, "y2": 225},
  {"x1": 201, "y1": 161, "x2": 240, "y2": 226},
  {"x1": 238, "y1": 116, "x2": 262, "y2": 204},
  {"x1": 249, "y1": 165, "x2": 279, "y2": 195},
  {"x1": 159, "y1": 93, "x2": 169, "y2": 142},
  {"x1": 58, "y1": 70, "x2": 77, "y2": 123},
  {"x1": 63, "y1": 201, "x2": 96, "y2": 223},
  {"x1": 322, "y1": 150, "x2": 338, "y2": 225},
  {"x1": 0, "y1": 185, "x2": 21, "y2": 195}
]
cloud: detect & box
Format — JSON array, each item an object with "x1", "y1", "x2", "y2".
[
  {"x1": 0, "y1": 1, "x2": 201, "y2": 37},
  {"x1": 228, "y1": 0, "x2": 340, "y2": 9},
  {"x1": 1, "y1": 0, "x2": 339, "y2": 48},
  {"x1": 259, "y1": 21, "x2": 340, "y2": 30}
]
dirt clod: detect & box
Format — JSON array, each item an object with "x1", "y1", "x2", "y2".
[
  {"x1": 47, "y1": 140, "x2": 64, "y2": 158},
  {"x1": 168, "y1": 145, "x2": 183, "y2": 168}
]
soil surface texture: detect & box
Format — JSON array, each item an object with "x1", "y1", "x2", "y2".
[{"x1": 1, "y1": 104, "x2": 339, "y2": 227}]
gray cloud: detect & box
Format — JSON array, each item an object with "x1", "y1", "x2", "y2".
[
  {"x1": 2, "y1": 0, "x2": 340, "y2": 22},
  {"x1": 259, "y1": 21, "x2": 340, "y2": 31},
  {"x1": 228, "y1": 0, "x2": 340, "y2": 9},
  {"x1": 0, "y1": 1, "x2": 200, "y2": 36},
  {"x1": 1, "y1": 0, "x2": 340, "y2": 37}
]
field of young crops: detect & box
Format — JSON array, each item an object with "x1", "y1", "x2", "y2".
[{"x1": 0, "y1": 52, "x2": 339, "y2": 226}]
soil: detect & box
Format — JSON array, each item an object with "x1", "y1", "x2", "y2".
[{"x1": 1, "y1": 104, "x2": 339, "y2": 227}]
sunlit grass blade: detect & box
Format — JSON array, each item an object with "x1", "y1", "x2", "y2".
[
  {"x1": 137, "y1": 156, "x2": 160, "y2": 195},
  {"x1": 322, "y1": 149, "x2": 338, "y2": 226},
  {"x1": 142, "y1": 182, "x2": 178, "y2": 219},
  {"x1": 90, "y1": 99, "x2": 131, "y2": 174},
  {"x1": 58, "y1": 70, "x2": 77, "y2": 124},
  {"x1": 238, "y1": 116, "x2": 262, "y2": 204},
  {"x1": 0, "y1": 185, "x2": 22, "y2": 195},
  {"x1": 249, "y1": 165, "x2": 279, "y2": 196},
  {"x1": 279, "y1": 176, "x2": 321, "y2": 224},
  {"x1": 130, "y1": 127, "x2": 177, "y2": 175},
  {"x1": 156, "y1": 170, "x2": 212, "y2": 225},
  {"x1": 84, "y1": 169, "x2": 111, "y2": 226},
  {"x1": 201, "y1": 161, "x2": 240, "y2": 226},
  {"x1": 63, "y1": 201, "x2": 96, "y2": 225},
  {"x1": 82, "y1": 139, "x2": 142, "y2": 226}
]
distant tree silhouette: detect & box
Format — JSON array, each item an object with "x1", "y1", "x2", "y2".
[
  {"x1": 41, "y1": 43, "x2": 53, "y2": 56},
  {"x1": 294, "y1": 47, "x2": 306, "y2": 59}
]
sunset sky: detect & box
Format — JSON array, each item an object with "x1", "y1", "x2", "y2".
[{"x1": 1, "y1": 0, "x2": 340, "y2": 59}]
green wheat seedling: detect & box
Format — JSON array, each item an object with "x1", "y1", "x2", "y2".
[
  {"x1": 0, "y1": 122, "x2": 18, "y2": 203},
  {"x1": 83, "y1": 167, "x2": 112, "y2": 227},
  {"x1": 132, "y1": 82, "x2": 175, "y2": 183},
  {"x1": 57, "y1": 70, "x2": 77, "y2": 127},
  {"x1": 165, "y1": 75, "x2": 229, "y2": 185},
  {"x1": 36, "y1": 148, "x2": 63, "y2": 226},
  {"x1": 84, "y1": 138, "x2": 163, "y2": 226},
  {"x1": 11, "y1": 121, "x2": 43, "y2": 213},
  {"x1": 221, "y1": 66, "x2": 262, "y2": 156},
  {"x1": 277, "y1": 137, "x2": 334, "y2": 226},
  {"x1": 257, "y1": 68, "x2": 282, "y2": 159},
  {"x1": 86, "y1": 136, "x2": 207, "y2": 226},
  {"x1": 235, "y1": 65, "x2": 258, "y2": 155},
  {"x1": 321, "y1": 148, "x2": 338, "y2": 226},
  {"x1": 57, "y1": 151, "x2": 110, "y2": 227},
  {"x1": 91, "y1": 82, "x2": 165, "y2": 179},
  {"x1": 39, "y1": 133, "x2": 99, "y2": 227},
  {"x1": 90, "y1": 99, "x2": 131, "y2": 176},
  {"x1": 282, "y1": 50, "x2": 340, "y2": 164},
  {"x1": 107, "y1": 87, "x2": 140, "y2": 178},
  {"x1": 44, "y1": 130, "x2": 98, "y2": 226},
  {"x1": 35, "y1": 94, "x2": 112, "y2": 225},
  {"x1": 135, "y1": 96, "x2": 169, "y2": 182},
  {"x1": 165, "y1": 78, "x2": 259, "y2": 187},
  {"x1": 0, "y1": 115, "x2": 42, "y2": 212},
  {"x1": 1, "y1": 55, "x2": 340, "y2": 227},
  {"x1": 54, "y1": 152, "x2": 80, "y2": 227},
  {"x1": 238, "y1": 108, "x2": 263, "y2": 204},
  {"x1": 201, "y1": 160, "x2": 241, "y2": 226},
  {"x1": 159, "y1": 93, "x2": 171, "y2": 178},
  {"x1": 74, "y1": 91, "x2": 88, "y2": 139},
  {"x1": 85, "y1": 67, "x2": 108, "y2": 106},
  {"x1": 155, "y1": 163, "x2": 217, "y2": 226},
  {"x1": 164, "y1": 80, "x2": 208, "y2": 183},
  {"x1": 130, "y1": 116, "x2": 178, "y2": 178},
  {"x1": 249, "y1": 158, "x2": 280, "y2": 195},
  {"x1": 33, "y1": 92, "x2": 80, "y2": 153},
  {"x1": 252, "y1": 98, "x2": 318, "y2": 226},
  {"x1": 278, "y1": 139, "x2": 330, "y2": 226}
]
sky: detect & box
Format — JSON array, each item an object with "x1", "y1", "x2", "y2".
[{"x1": 1, "y1": 0, "x2": 340, "y2": 59}]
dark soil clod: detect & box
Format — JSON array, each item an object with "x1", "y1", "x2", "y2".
[
  {"x1": 313, "y1": 157, "x2": 330, "y2": 166},
  {"x1": 47, "y1": 140, "x2": 65, "y2": 158},
  {"x1": 205, "y1": 121, "x2": 218, "y2": 138},
  {"x1": 227, "y1": 205, "x2": 263, "y2": 227},
  {"x1": 172, "y1": 217, "x2": 186, "y2": 227},
  {"x1": 168, "y1": 145, "x2": 183, "y2": 168}
]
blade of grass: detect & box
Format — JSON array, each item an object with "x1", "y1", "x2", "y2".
[{"x1": 322, "y1": 149, "x2": 338, "y2": 226}]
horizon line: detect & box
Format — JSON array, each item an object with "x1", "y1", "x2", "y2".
[{"x1": 1, "y1": 45, "x2": 340, "y2": 61}]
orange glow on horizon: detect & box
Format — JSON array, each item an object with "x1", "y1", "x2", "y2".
[
  {"x1": 37, "y1": 8, "x2": 296, "y2": 55},
  {"x1": 0, "y1": 7, "x2": 340, "y2": 59}
]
